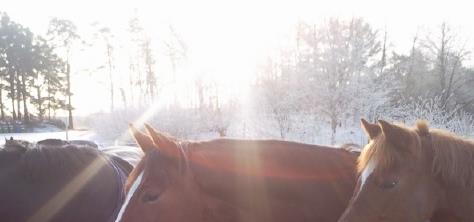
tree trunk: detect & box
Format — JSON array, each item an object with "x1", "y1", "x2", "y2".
[
  {"x1": 217, "y1": 128, "x2": 227, "y2": 137},
  {"x1": 330, "y1": 116, "x2": 337, "y2": 145},
  {"x1": 438, "y1": 23, "x2": 447, "y2": 106},
  {"x1": 9, "y1": 70, "x2": 16, "y2": 120},
  {"x1": 37, "y1": 85, "x2": 43, "y2": 121},
  {"x1": 0, "y1": 83, "x2": 4, "y2": 120},
  {"x1": 21, "y1": 72, "x2": 29, "y2": 123},
  {"x1": 379, "y1": 29, "x2": 387, "y2": 75},
  {"x1": 47, "y1": 79, "x2": 51, "y2": 120},
  {"x1": 107, "y1": 44, "x2": 114, "y2": 112},
  {"x1": 66, "y1": 63, "x2": 74, "y2": 129},
  {"x1": 16, "y1": 77, "x2": 21, "y2": 121},
  {"x1": 120, "y1": 88, "x2": 127, "y2": 108},
  {"x1": 128, "y1": 58, "x2": 135, "y2": 107},
  {"x1": 406, "y1": 36, "x2": 418, "y2": 98}
]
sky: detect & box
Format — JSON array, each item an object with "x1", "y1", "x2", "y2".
[{"x1": 2, "y1": 0, "x2": 474, "y2": 115}]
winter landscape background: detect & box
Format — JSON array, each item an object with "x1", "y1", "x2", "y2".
[{"x1": 1, "y1": 0, "x2": 474, "y2": 147}]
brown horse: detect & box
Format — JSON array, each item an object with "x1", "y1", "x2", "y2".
[
  {"x1": 114, "y1": 124, "x2": 358, "y2": 222},
  {"x1": 338, "y1": 119, "x2": 471, "y2": 222}
]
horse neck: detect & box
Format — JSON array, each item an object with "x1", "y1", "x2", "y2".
[
  {"x1": 187, "y1": 139, "x2": 349, "y2": 177},
  {"x1": 186, "y1": 139, "x2": 357, "y2": 209},
  {"x1": 426, "y1": 130, "x2": 474, "y2": 219}
]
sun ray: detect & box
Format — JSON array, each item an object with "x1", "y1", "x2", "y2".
[
  {"x1": 116, "y1": 101, "x2": 162, "y2": 143},
  {"x1": 233, "y1": 144, "x2": 273, "y2": 220},
  {"x1": 26, "y1": 156, "x2": 107, "y2": 222}
]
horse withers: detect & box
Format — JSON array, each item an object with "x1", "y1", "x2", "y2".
[
  {"x1": 115, "y1": 124, "x2": 358, "y2": 222},
  {"x1": 338, "y1": 119, "x2": 469, "y2": 222},
  {"x1": 0, "y1": 139, "x2": 138, "y2": 222}
]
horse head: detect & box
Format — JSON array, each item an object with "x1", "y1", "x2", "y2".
[
  {"x1": 115, "y1": 124, "x2": 205, "y2": 222},
  {"x1": 338, "y1": 119, "x2": 443, "y2": 222}
]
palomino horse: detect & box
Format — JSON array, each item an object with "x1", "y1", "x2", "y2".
[
  {"x1": 115, "y1": 124, "x2": 358, "y2": 222},
  {"x1": 338, "y1": 119, "x2": 468, "y2": 222},
  {"x1": 0, "y1": 138, "x2": 140, "y2": 222}
]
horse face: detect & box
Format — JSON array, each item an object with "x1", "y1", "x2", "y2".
[
  {"x1": 339, "y1": 120, "x2": 441, "y2": 222},
  {"x1": 339, "y1": 159, "x2": 439, "y2": 222},
  {"x1": 115, "y1": 124, "x2": 210, "y2": 222},
  {"x1": 115, "y1": 150, "x2": 204, "y2": 222}
]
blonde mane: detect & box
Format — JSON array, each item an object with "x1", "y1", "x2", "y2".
[
  {"x1": 358, "y1": 120, "x2": 474, "y2": 188},
  {"x1": 430, "y1": 129, "x2": 474, "y2": 187}
]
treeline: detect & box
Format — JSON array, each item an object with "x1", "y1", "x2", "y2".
[
  {"x1": 0, "y1": 11, "x2": 179, "y2": 128},
  {"x1": 87, "y1": 18, "x2": 474, "y2": 144},
  {"x1": 254, "y1": 18, "x2": 474, "y2": 143},
  {"x1": 0, "y1": 13, "x2": 77, "y2": 126}
]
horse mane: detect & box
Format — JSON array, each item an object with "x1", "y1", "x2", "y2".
[
  {"x1": 357, "y1": 122, "x2": 422, "y2": 173},
  {"x1": 430, "y1": 128, "x2": 474, "y2": 187},
  {"x1": 358, "y1": 120, "x2": 474, "y2": 187}
]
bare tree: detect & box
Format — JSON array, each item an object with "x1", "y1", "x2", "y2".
[
  {"x1": 165, "y1": 25, "x2": 187, "y2": 105},
  {"x1": 92, "y1": 23, "x2": 116, "y2": 112},
  {"x1": 423, "y1": 23, "x2": 471, "y2": 111},
  {"x1": 47, "y1": 18, "x2": 80, "y2": 129}
]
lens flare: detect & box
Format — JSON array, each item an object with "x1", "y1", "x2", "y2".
[{"x1": 27, "y1": 156, "x2": 107, "y2": 222}]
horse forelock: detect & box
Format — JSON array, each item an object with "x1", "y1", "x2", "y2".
[
  {"x1": 357, "y1": 126, "x2": 422, "y2": 174},
  {"x1": 357, "y1": 135, "x2": 397, "y2": 174}
]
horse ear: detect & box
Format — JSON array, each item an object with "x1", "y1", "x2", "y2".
[
  {"x1": 129, "y1": 124, "x2": 156, "y2": 154},
  {"x1": 144, "y1": 124, "x2": 181, "y2": 158},
  {"x1": 360, "y1": 118, "x2": 381, "y2": 140},
  {"x1": 378, "y1": 120, "x2": 411, "y2": 148}
]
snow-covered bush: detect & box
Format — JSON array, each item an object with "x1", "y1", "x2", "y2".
[{"x1": 389, "y1": 96, "x2": 474, "y2": 137}]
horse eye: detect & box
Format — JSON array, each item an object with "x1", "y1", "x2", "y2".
[
  {"x1": 141, "y1": 192, "x2": 160, "y2": 203},
  {"x1": 380, "y1": 179, "x2": 398, "y2": 189}
]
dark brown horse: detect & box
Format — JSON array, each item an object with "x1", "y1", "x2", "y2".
[
  {"x1": 115, "y1": 124, "x2": 358, "y2": 222},
  {"x1": 0, "y1": 138, "x2": 138, "y2": 222},
  {"x1": 338, "y1": 119, "x2": 470, "y2": 222}
]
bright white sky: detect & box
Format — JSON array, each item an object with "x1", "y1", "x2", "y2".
[{"x1": 3, "y1": 0, "x2": 473, "y2": 115}]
